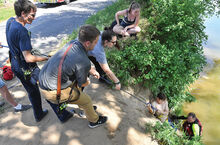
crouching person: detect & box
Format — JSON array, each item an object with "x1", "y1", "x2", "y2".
[
  {"x1": 182, "y1": 112, "x2": 203, "y2": 139},
  {"x1": 39, "y1": 25, "x2": 107, "y2": 128},
  {"x1": 147, "y1": 93, "x2": 169, "y2": 122}
]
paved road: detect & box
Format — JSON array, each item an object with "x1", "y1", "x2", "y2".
[{"x1": 0, "y1": 0, "x2": 116, "y2": 66}]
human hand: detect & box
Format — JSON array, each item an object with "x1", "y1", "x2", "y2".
[
  {"x1": 147, "y1": 106, "x2": 154, "y2": 114},
  {"x1": 89, "y1": 67, "x2": 100, "y2": 79},
  {"x1": 0, "y1": 42, "x2": 2, "y2": 48},
  {"x1": 124, "y1": 27, "x2": 128, "y2": 32},
  {"x1": 115, "y1": 83, "x2": 121, "y2": 90},
  {"x1": 87, "y1": 77, "x2": 91, "y2": 85}
]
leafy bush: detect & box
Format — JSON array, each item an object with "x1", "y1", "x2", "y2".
[
  {"x1": 146, "y1": 122, "x2": 203, "y2": 145},
  {"x1": 105, "y1": 0, "x2": 220, "y2": 110}
]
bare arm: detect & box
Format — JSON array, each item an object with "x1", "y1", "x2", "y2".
[
  {"x1": 124, "y1": 13, "x2": 140, "y2": 30},
  {"x1": 22, "y1": 50, "x2": 48, "y2": 63},
  {"x1": 115, "y1": 9, "x2": 127, "y2": 25},
  {"x1": 99, "y1": 63, "x2": 121, "y2": 90},
  {"x1": 89, "y1": 66, "x2": 100, "y2": 79}
]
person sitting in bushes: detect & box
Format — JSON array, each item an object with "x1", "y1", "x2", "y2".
[
  {"x1": 113, "y1": 1, "x2": 141, "y2": 37},
  {"x1": 87, "y1": 27, "x2": 121, "y2": 90},
  {"x1": 182, "y1": 112, "x2": 203, "y2": 139},
  {"x1": 147, "y1": 92, "x2": 169, "y2": 122}
]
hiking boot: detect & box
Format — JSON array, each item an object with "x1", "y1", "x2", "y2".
[
  {"x1": 36, "y1": 109, "x2": 48, "y2": 122},
  {"x1": 78, "y1": 106, "x2": 97, "y2": 118},
  {"x1": 99, "y1": 76, "x2": 112, "y2": 85},
  {"x1": 14, "y1": 104, "x2": 32, "y2": 112},
  {"x1": 0, "y1": 101, "x2": 5, "y2": 107},
  {"x1": 88, "y1": 115, "x2": 108, "y2": 129}
]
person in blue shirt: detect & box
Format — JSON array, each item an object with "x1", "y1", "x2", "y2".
[
  {"x1": 87, "y1": 27, "x2": 121, "y2": 90},
  {"x1": 6, "y1": 0, "x2": 49, "y2": 122}
]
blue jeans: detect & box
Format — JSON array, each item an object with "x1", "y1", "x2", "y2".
[
  {"x1": 11, "y1": 58, "x2": 45, "y2": 120},
  {"x1": 0, "y1": 78, "x2": 5, "y2": 88}
]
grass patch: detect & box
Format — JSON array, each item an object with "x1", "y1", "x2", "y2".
[
  {"x1": 0, "y1": 6, "x2": 14, "y2": 22},
  {"x1": 67, "y1": 0, "x2": 130, "y2": 40},
  {"x1": 85, "y1": 0, "x2": 129, "y2": 30}
]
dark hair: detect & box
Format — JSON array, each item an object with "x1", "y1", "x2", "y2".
[
  {"x1": 101, "y1": 27, "x2": 116, "y2": 44},
  {"x1": 78, "y1": 24, "x2": 100, "y2": 43},
  {"x1": 156, "y1": 93, "x2": 167, "y2": 100},
  {"x1": 128, "y1": 1, "x2": 140, "y2": 13},
  {"x1": 102, "y1": 27, "x2": 120, "y2": 50},
  {"x1": 187, "y1": 112, "x2": 196, "y2": 119},
  {"x1": 14, "y1": 0, "x2": 37, "y2": 17}
]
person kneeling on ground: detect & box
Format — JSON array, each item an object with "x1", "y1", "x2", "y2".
[
  {"x1": 147, "y1": 93, "x2": 169, "y2": 122},
  {"x1": 0, "y1": 78, "x2": 32, "y2": 112},
  {"x1": 87, "y1": 27, "x2": 121, "y2": 90},
  {"x1": 113, "y1": 1, "x2": 141, "y2": 37},
  {"x1": 39, "y1": 25, "x2": 108, "y2": 128}
]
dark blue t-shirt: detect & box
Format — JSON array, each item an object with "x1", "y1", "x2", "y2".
[{"x1": 6, "y1": 17, "x2": 35, "y2": 69}]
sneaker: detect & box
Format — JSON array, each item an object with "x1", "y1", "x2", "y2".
[
  {"x1": 99, "y1": 76, "x2": 112, "y2": 85},
  {"x1": 78, "y1": 106, "x2": 97, "y2": 118},
  {"x1": 88, "y1": 115, "x2": 108, "y2": 129},
  {"x1": 14, "y1": 104, "x2": 32, "y2": 112},
  {"x1": 0, "y1": 101, "x2": 5, "y2": 107},
  {"x1": 36, "y1": 109, "x2": 48, "y2": 122}
]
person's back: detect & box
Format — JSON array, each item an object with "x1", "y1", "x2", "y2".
[
  {"x1": 39, "y1": 40, "x2": 90, "y2": 91},
  {"x1": 39, "y1": 25, "x2": 108, "y2": 127}
]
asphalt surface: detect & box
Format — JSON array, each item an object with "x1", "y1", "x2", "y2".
[{"x1": 0, "y1": 0, "x2": 116, "y2": 66}]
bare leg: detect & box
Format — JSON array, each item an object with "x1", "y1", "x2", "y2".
[
  {"x1": 127, "y1": 26, "x2": 141, "y2": 34},
  {"x1": 0, "y1": 85, "x2": 18, "y2": 107},
  {"x1": 113, "y1": 25, "x2": 126, "y2": 36}
]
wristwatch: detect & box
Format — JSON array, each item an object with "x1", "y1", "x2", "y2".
[{"x1": 114, "y1": 81, "x2": 120, "y2": 85}]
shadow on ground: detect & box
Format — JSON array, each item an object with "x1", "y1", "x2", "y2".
[{"x1": 0, "y1": 76, "x2": 158, "y2": 145}]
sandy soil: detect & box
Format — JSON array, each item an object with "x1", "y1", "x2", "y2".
[{"x1": 0, "y1": 76, "x2": 158, "y2": 145}]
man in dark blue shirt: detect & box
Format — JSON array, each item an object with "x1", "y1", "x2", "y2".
[
  {"x1": 39, "y1": 25, "x2": 108, "y2": 128},
  {"x1": 6, "y1": 0, "x2": 49, "y2": 122}
]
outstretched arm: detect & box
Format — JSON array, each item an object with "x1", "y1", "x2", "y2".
[
  {"x1": 22, "y1": 50, "x2": 48, "y2": 63},
  {"x1": 100, "y1": 63, "x2": 121, "y2": 90}
]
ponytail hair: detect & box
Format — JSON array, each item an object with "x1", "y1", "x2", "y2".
[
  {"x1": 128, "y1": 1, "x2": 140, "y2": 13},
  {"x1": 102, "y1": 27, "x2": 120, "y2": 50}
]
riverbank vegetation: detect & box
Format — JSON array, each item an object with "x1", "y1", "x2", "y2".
[{"x1": 67, "y1": 0, "x2": 219, "y2": 144}]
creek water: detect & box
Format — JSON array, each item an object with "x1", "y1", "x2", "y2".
[{"x1": 183, "y1": 15, "x2": 220, "y2": 145}]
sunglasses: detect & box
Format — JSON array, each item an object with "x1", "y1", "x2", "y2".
[
  {"x1": 110, "y1": 41, "x2": 117, "y2": 45},
  {"x1": 29, "y1": 14, "x2": 36, "y2": 18}
]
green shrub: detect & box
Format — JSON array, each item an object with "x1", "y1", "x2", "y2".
[
  {"x1": 146, "y1": 122, "x2": 203, "y2": 145},
  {"x1": 105, "y1": 0, "x2": 220, "y2": 110}
]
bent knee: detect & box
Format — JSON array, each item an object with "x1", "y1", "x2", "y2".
[
  {"x1": 135, "y1": 26, "x2": 141, "y2": 33},
  {"x1": 113, "y1": 25, "x2": 118, "y2": 33}
]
